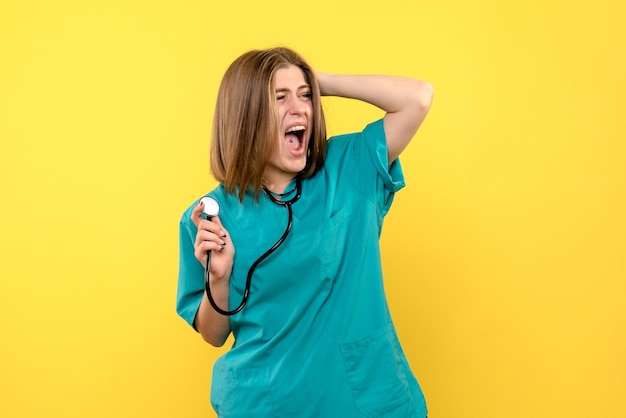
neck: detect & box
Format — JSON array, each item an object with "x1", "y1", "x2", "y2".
[
  {"x1": 262, "y1": 177, "x2": 302, "y2": 205},
  {"x1": 262, "y1": 176, "x2": 295, "y2": 195}
]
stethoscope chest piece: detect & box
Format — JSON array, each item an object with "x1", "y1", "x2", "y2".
[{"x1": 199, "y1": 196, "x2": 220, "y2": 218}]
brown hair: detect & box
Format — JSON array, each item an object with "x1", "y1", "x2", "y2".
[{"x1": 210, "y1": 47, "x2": 327, "y2": 202}]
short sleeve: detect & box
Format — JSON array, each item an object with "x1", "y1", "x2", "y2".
[
  {"x1": 327, "y1": 119, "x2": 405, "y2": 217},
  {"x1": 176, "y1": 205, "x2": 205, "y2": 329},
  {"x1": 361, "y1": 119, "x2": 405, "y2": 214}
]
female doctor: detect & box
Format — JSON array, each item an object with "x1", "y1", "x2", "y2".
[{"x1": 177, "y1": 47, "x2": 434, "y2": 417}]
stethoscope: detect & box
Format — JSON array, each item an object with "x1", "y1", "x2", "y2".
[{"x1": 200, "y1": 178, "x2": 302, "y2": 316}]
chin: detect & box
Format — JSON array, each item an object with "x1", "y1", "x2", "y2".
[
  {"x1": 295, "y1": 159, "x2": 308, "y2": 173},
  {"x1": 283, "y1": 156, "x2": 306, "y2": 172}
]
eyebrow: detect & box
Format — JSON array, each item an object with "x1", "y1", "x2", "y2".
[{"x1": 274, "y1": 84, "x2": 311, "y2": 93}]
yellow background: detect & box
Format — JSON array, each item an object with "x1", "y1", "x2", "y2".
[{"x1": 1, "y1": 0, "x2": 624, "y2": 417}]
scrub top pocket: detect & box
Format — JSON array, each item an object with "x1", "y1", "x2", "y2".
[
  {"x1": 210, "y1": 364, "x2": 276, "y2": 418},
  {"x1": 315, "y1": 206, "x2": 349, "y2": 279},
  {"x1": 340, "y1": 323, "x2": 424, "y2": 418}
]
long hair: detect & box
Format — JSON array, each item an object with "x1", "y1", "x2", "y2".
[{"x1": 210, "y1": 47, "x2": 327, "y2": 202}]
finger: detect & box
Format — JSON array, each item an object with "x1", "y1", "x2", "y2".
[
  {"x1": 194, "y1": 236, "x2": 227, "y2": 260},
  {"x1": 197, "y1": 218, "x2": 224, "y2": 238},
  {"x1": 211, "y1": 216, "x2": 228, "y2": 239},
  {"x1": 211, "y1": 217, "x2": 234, "y2": 257},
  {"x1": 195, "y1": 229, "x2": 226, "y2": 247},
  {"x1": 191, "y1": 202, "x2": 204, "y2": 227},
  {"x1": 194, "y1": 240, "x2": 224, "y2": 257},
  {"x1": 193, "y1": 247, "x2": 207, "y2": 266}
]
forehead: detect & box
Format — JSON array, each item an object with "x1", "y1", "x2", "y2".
[{"x1": 274, "y1": 64, "x2": 308, "y2": 88}]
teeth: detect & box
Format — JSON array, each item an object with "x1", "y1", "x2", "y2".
[{"x1": 286, "y1": 125, "x2": 305, "y2": 133}]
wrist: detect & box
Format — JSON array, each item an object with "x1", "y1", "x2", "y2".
[
  {"x1": 210, "y1": 268, "x2": 232, "y2": 286},
  {"x1": 315, "y1": 71, "x2": 332, "y2": 96}
]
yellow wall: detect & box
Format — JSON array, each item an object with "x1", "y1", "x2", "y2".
[{"x1": 1, "y1": 1, "x2": 624, "y2": 417}]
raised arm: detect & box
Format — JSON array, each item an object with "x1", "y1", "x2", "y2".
[{"x1": 316, "y1": 72, "x2": 434, "y2": 163}]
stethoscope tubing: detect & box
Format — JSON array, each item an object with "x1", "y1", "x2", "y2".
[{"x1": 204, "y1": 178, "x2": 302, "y2": 316}]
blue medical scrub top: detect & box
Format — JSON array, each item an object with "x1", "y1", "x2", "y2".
[{"x1": 177, "y1": 120, "x2": 427, "y2": 417}]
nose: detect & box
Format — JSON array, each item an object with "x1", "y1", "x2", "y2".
[{"x1": 288, "y1": 97, "x2": 306, "y2": 115}]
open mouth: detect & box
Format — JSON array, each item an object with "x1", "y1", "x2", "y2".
[{"x1": 284, "y1": 125, "x2": 306, "y2": 153}]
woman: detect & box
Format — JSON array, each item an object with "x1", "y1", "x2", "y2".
[{"x1": 177, "y1": 47, "x2": 434, "y2": 417}]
